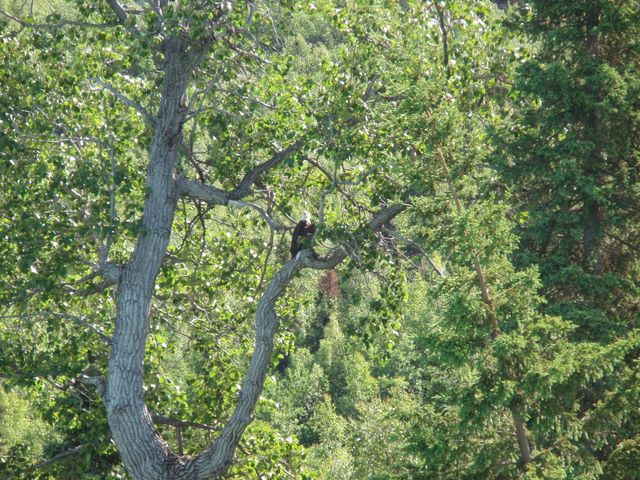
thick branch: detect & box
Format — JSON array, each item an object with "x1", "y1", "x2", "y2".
[
  {"x1": 436, "y1": 148, "x2": 498, "y2": 336},
  {"x1": 62, "y1": 261, "x2": 121, "y2": 297},
  {"x1": 80, "y1": 375, "x2": 107, "y2": 398},
  {"x1": 306, "y1": 204, "x2": 408, "y2": 269},
  {"x1": 105, "y1": 0, "x2": 129, "y2": 23},
  {"x1": 228, "y1": 199, "x2": 288, "y2": 231},
  {"x1": 177, "y1": 140, "x2": 304, "y2": 204},
  {"x1": 177, "y1": 177, "x2": 231, "y2": 204},
  {"x1": 437, "y1": 147, "x2": 532, "y2": 464},
  {"x1": 100, "y1": 261, "x2": 122, "y2": 283},
  {"x1": 230, "y1": 141, "x2": 304, "y2": 200},
  {"x1": 435, "y1": 1, "x2": 451, "y2": 79},
  {"x1": 513, "y1": 412, "x2": 534, "y2": 464},
  {"x1": 193, "y1": 203, "x2": 406, "y2": 478},
  {"x1": 105, "y1": 37, "x2": 192, "y2": 480}
]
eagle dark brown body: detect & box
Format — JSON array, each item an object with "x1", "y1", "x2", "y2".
[{"x1": 290, "y1": 216, "x2": 316, "y2": 258}]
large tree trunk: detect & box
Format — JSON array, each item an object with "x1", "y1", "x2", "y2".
[
  {"x1": 582, "y1": 4, "x2": 604, "y2": 273},
  {"x1": 106, "y1": 37, "x2": 192, "y2": 480}
]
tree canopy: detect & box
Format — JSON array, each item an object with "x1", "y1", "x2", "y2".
[{"x1": 1, "y1": 1, "x2": 639, "y2": 479}]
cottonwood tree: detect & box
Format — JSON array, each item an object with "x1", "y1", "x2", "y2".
[{"x1": 0, "y1": 1, "x2": 409, "y2": 478}]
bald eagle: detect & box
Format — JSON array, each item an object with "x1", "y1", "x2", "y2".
[{"x1": 290, "y1": 212, "x2": 316, "y2": 258}]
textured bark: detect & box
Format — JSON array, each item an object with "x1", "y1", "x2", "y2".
[
  {"x1": 106, "y1": 37, "x2": 192, "y2": 480},
  {"x1": 176, "y1": 140, "x2": 303, "y2": 206},
  {"x1": 193, "y1": 255, "x2": 306, "y2": 478},
  {"x1": 435, "y1": 1, "x2": 450, "y2": 80},
  {"x1": 98, "y1": 5, "x2": 404, "y2": 475}
]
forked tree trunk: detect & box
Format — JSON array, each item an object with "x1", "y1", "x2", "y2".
[{"x1": 103, "y1": 28, "x2": 407, "y2": 479}]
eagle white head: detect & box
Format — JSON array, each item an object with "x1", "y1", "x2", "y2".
[{"x1": 302, "y1": 211, "x2": 312, "y2": 223}]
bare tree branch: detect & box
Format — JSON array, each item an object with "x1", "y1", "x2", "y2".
[
  {"x1": 228, "y1": 199, "x2": 288, "y2": 231},
  {"x1": 434, "y1": 0, "x2": 451, "y2": 79},
  {"x1": 1, "y1": 312, "x2": 111, "y2": 343},
  {"x1": 52, "y1": 312, "x2": 112, "y2": 343},
  {"x1": 7, "y1": 444, "x2": 87, "y2": 479},
  {"x1": 100, "y1": 260, "x2": 122, "y2": 284},
  {"x1": 62, "y1": 260, "x2": 121, "y2": 296},
  {"x1": 177, "y1": 177, "x2": 231, "y2": 204},
  {"x1": 80, "y1": 374, "x2": 107, "y2": 398},
  {"x1": 308, "y1": 204, "x2": 408, "y2": 269},
  {"x1": 246, "y1": 2, "x2": 256, "y2": 26},
  {"x1": 99, "y1": 143, "x2": 118, "y2": 264},
  {"x1": 231, "y1": 140, "x2": 304, "y2": 199},
  {"x1": 382, "y1": 226, "x2": 445, "y2": 277}
]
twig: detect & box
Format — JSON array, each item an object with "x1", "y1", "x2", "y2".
[
  {"x1": 258, "y1": 227, "x2": 275, "y2": 289},
  {"x1": 9, "y1": 444, "x2": 87, "y2": 478},
  {"x1": 246, "y1": 2, "x2": 256, "y2": 26},
  {"x1": 228, "y1": 199, "x2": 288, "y2": 231},
  {"x1": 51, "y1": 312, "x2": 112, "y2": 343},
  {"x1": 92, "y1": 79, "x2": 155, "y2": 126},
  {"x1": 0, "y1": 312, "x2": 111, "y2": 343},
  {"x1": 382, "y1": 226, "x2": 445, "y2": 277},
  {"x1": 99, "y1": 142, "x2": 118, "y2": 264},
  {"x1": 152, "y1": 414, "x2": 222, "y2": 432}
]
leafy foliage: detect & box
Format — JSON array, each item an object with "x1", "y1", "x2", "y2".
[{"x1": 1, "y1": 0, "x2": 639, "y2": 478}]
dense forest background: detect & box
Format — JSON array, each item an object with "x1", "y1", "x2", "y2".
[{"x1": 0, "y1": 0, "x2": 639, "y2": 478}]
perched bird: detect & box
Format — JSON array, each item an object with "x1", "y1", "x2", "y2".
[{"x1": 290, "y1": 211, "x2": 316, "y2": 258}]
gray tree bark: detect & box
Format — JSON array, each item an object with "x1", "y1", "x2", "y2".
[
  {"x1": 106, "y1": 37, "x2": 193, "y2": 480},
  {"x1": 103, "y1": 29, "x2": 406, "y2": 476}
]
